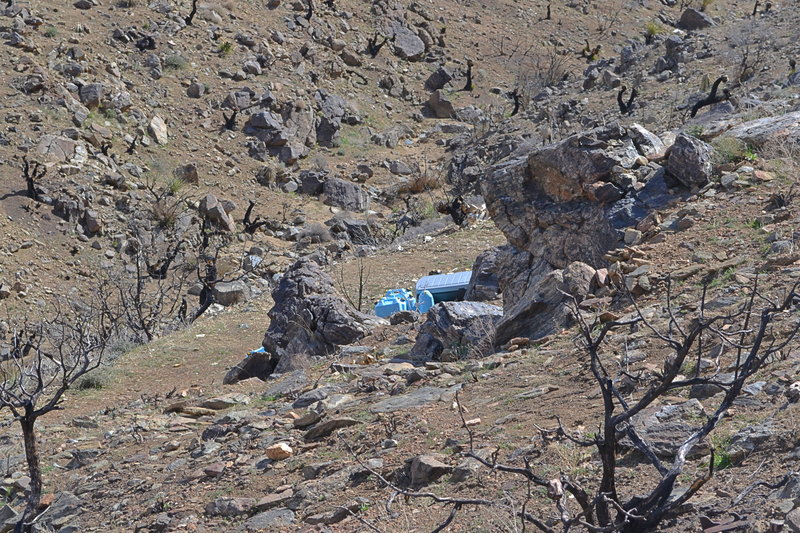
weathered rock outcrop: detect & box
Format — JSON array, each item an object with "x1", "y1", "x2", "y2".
[
  {"x1": 263, "y1": 260, "x2": 380, "y2": 369},
  {"x1": 409, "y1": 301, "x2": 502, "y2": 360},
  {"x1": 482, "y1": 123, "x2": 674, "y2": 346},
  {"x1": 199, "y1": 193, "x2": 236, "y2": 233},
  {"x1": 723, "y1": 111, "x2": 800, "y2": 147}
]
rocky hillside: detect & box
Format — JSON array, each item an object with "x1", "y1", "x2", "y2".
[{"x1": 2, "y1": 0, "x2": 800, "y2": 531}]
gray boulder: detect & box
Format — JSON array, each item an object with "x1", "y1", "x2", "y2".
[
  {"x1": 678, "y1": 8, "x2": 715, "y2": 31},
  {"x1": 483, "y1": 123, "x2": 633, "y2": 269},
  {"x1": 213, "y1": 280, "x2": 250, "y2": 306},
  {"x1": 627, "y1": 399, "x2": 710, "y2": 458},
  {"x1": 263, "y1": 259, "x2": 379, "y2": 365},
  {"x1": 666, "y1": 133, "x2": 714, "y2": 189},
  {"x1": 322, "y1": 178, "x2": 368, "y2": 212},
  {"x1": 425, "y1": 66, "x2": 453, "y2": 91},
  {"x1": 410, "y1": 301, "x2": 503, "y2": 360},
  {"x1": 392, "y1": 26, "x2": 425, "y2": 61},
  {"x1": 79, "y1": 83, "x2": 104, "y2": 108},
  {"x1": 299, "y1": 170, "x2": 326, "y2": 195}
]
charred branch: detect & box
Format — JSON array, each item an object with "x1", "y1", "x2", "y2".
[
  {"x1": 462, "y1": 59, "x2": 474, "y2": 91},
  {"x1": 223, "y1": 109, "x2": 238, "y2": 131},
  {"x1": 21, "y1": 157, "x2": 45, "y2": 202},
  {"x1": 184, "y1": 0, "x2": 198, "y2": 25},
  {"x1": 690, "y1": 75, "x2": 729, "y2": 118},
  {"x1": 617, "y1": 85, "x2": 638, "y2": 115},
  {"x1": 366, "y1": 33, "x2": 388, "y2": 58}
]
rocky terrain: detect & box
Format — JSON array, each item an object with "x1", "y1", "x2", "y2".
[{"x1": 2, "y1": 0, "x2": 800, "y2": 531}]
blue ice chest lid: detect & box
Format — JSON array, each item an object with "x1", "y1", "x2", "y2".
[{"x1": 415, "y1": 271, "x2": 472, "y2": 294}]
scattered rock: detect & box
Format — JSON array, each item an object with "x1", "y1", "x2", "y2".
[
  {"x1": 409, "y1": 455, "x2": 452, "y2": 488},
  {"x1": 148, "y1": 115, "x2": 169, "y2": 145},
  {"x1": 265, "y1": 442, "x2": 293, "y2": 460}
]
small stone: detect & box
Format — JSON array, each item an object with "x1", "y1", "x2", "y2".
[
  {"x1": 203, "y1": 463, "x2": 225, "y2": 477},
  {"x1": 265, "y1": 442, "x2": 293, "y2": 460},
  {"x1": 624, "y1": 228, "x2": 642, "y2": 245}
]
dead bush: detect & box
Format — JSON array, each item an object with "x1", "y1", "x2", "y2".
[{"x1": 397, "y1": 173, "x2": 441, "y2": 195}]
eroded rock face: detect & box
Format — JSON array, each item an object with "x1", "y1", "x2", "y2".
[
  {"x1": 481, "y1": 123, "x2": 669, "y2": 346},
  {"x1": 482, "y1": 123, "x2": 645, "y2": 269},
  {"x1": 263, "y1": 259, "x2": 379, "y2": 366},
  {"x1": 723, "y1": 111, "x2": 800, "y2": 147}
]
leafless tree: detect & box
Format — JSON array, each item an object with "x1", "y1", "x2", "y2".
[
  {"x1": 0, "y1": 298, "x2": 114, "y2": 532},
  {"x1": 362, "y1": 277, "x2": 800, "y2": 531},
  {"x1": 513, "y1": 45, "x2": 569, "y2": 111},
  {"x1": 102, "y1": 232, "x2": 190, "y2": 344},
  {"x1": 338, "y1": 256, "x2": 371, "y2": 312}
]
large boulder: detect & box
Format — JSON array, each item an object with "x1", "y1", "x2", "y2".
[
  {"x1": 392, "y1": 25, "x2": 425, "y2": 61},
  {"x1": 482, "y1": 123, "x2": 633, "y2": 269},
  {"x1": 666, "y1": 133, "x2": 714, "y2": 189},
  {"x1": 322, "y1": 178, "x2": 368, "y2": 212},
  {"x1": 409, "y1": 301, "x2": 502, "y2": 360},
  {"x1": 495, "y1": 256, "x2": 595, "y2": 344},
  {"x1": 263, "y1": 260, "x2": 380, "y2": 368},
  {"x1": 481, "y1": 122, "x2": 667, "y2": 347}
]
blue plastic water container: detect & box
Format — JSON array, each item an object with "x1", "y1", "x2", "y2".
[
  {"x1": 417, "y1": 290, "x2": 435, "y2": 314},
  {"x1": 374, "y1": 289, "x2": 417, "y2": 318},
  {"x1": 415, "y1": 271, "x2": 472, "y2": 304}
]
